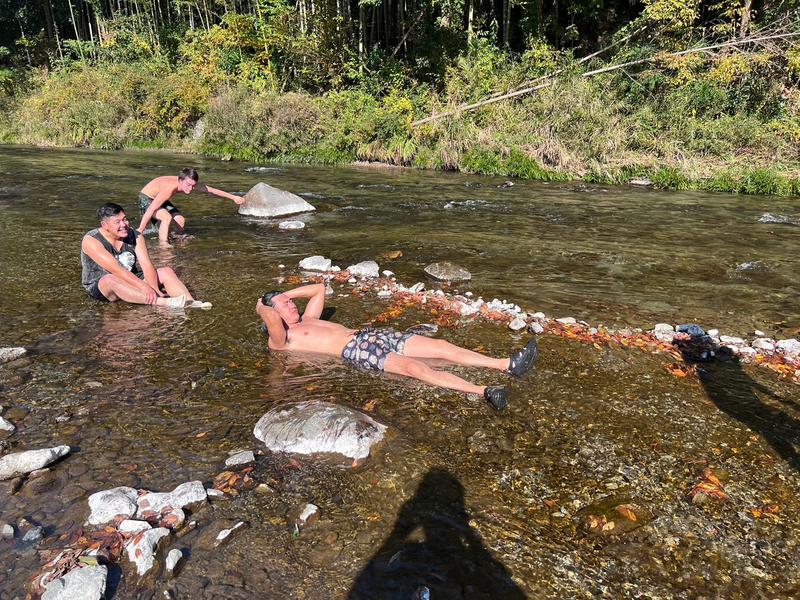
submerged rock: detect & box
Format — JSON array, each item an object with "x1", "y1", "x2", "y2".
[
  {"x1": 0, "y1": 445, "x2": 70, "y2": 480},
  {"x1": 225, "y1": 450, "x2": 255, "y2": 467},
  {"x1": 299, "y1": 256, "x2": 332, "y2": 271},
  {"x1": 165, "y1": 549, "x2": 184, "y2": 577},
  {"x1": 214, "y1": 521, "x2": 248, "y2": 548},
  {"x1": 424, "y1": 262, "x2": 471, "y2": 282},
  {"x1": 239, "y1": 182, "x2": 316, "y2": 218},
  {"x1": 347, "y1": 260, "x2": 380, "y2": 278},
  {"x1": 125, "y1": 527, "x2": 170, "y2": 577},
  {"x1": 253, "y1": 401, "x2": 387, "y2": 461},
  {"x1": 42, "y1": 565, "x2": 107, "y2": 600},
  {"x1": 278, "y1": 220, "x2": 305, "y2": 230},
  {"x1": 87, "y1": 486, "x2": 138, "y2": 525},
  {"x1": 0, "y1": 347, "x2": 26, "y2": 364},
  {"x1": 0, "y1": 416, "x2": 15, "y2": 433}
]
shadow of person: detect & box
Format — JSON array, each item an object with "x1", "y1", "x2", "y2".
[
  {"x1": 674, "y1": 335, "x2": 800, "y2": 472},
  {"x1": 348, "y1": 468, "x2": 527, "y2": 600}
]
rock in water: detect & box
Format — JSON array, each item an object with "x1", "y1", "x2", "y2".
[
  {"x1": 347, "y1": 261, "x2": 380, "y2": 278},
  {"x1": 278, "y1": 220, "x2": 305, "y2": 230},
  {"x1": 423, "y1": 262, "x2": 471, "y2": 282},
  {"x1": 42, "y1": 565, "x2": 107, "y2": 600},
  {"x1": 299, "y1": 255, "x2": 332, "y2": 271},
  {"x1": 87, "y1": 486, "x2": 138, "y2": 525},
  {"x1": 239, "y1": 182, "x2": 316, "y2": 218},
  {"x1": 0, "y1": 347, "x2": 26, "y2": 364},
  {"x1": 253, "y1": 401, "x2": 386, "y2": 461},
  {"x1": 125, "y1": 528, "x2": 170, "y2": 577},
  {"x1": 0, "y1": 446, "x2": 70, "y2": 480}
]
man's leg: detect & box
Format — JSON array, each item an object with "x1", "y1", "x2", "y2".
[
  {"x1": 172, "y1": 213, "x2": 186, "y2": 233},
  {"x1": 401, "y1": 335, "x2": 510, "y2": 370},
  {"x1": 154, "y1": 208, "x2": 173, "y2": 243},
  {"x1": 383, "y1": 353, "x2": 485, "y2": 394},
  {"x1": 156, "y1": 267, "x2": 195, "y2": 302},
  {"x1": 97, "y1": 274, "x2": 177, "y2": 307}
]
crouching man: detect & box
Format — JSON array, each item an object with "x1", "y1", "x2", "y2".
[
  {"x1": 256, "y1": 283, "x2": 539, "y2": 409},
  {"x1": 80, "y1": 203, "x2": 211, "y2": 309}
]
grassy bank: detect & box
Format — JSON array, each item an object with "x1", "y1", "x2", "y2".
[{"x1": 3, "y1": 45, "x2": 800, "y2": 196}]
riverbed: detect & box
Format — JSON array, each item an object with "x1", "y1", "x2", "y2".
[{"x1": 1, "y1": 146, "x2": 799, "y2": 598}]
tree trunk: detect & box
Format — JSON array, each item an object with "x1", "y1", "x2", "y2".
[
  {"x1": 39, "y1": 0, "x2": 57, "y2": 42},
  {"x1": 740, "y1": 0, "x2": 752, "y2": 38}
]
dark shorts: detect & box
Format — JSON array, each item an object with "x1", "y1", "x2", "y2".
[
  {"x1": 138, "y1": 192, "x2": 180, "y2": 219},
  {"x1": 341, "y1": 327, "x2": 414, "y2": 372},
  {"x1": 85, "y1": 280, "x2": 109, "y2": 302}
]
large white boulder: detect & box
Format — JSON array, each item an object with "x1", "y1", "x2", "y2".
[
  {"x1": 0, "y1": 446, "x2": 70, "y2": 480},
  {"x1": 136, "y1": 481, "x2": 207, "y2": 517},
  {"x1": 347, "y1": 261, "x2": 380, "y2": 278},
  {"x1": 125, "y1": 528, "x2": 170, "y2": 577},
  {"x1": 423, "y1": 262, "x2": 471, "y2": 282},
  {"x1": 299, "y1": 256, "x2": 332, "y2": 271},
  {"x1": 42, "y1": 565, "x2": 107, "y2": 600},
  {"x1": 239, "y1": 182, "x2": 316, "y2": 218},
  {"x1": 254, "y1": 401, "x2": 386, "y2": 461},
  {"x1": 87, "y1": 486, "x2": 138, "y2": 525}
]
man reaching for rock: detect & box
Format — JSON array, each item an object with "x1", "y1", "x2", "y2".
[
  {"x1": 137, "y1": 167, "x2": 244, "y2": 243},
  {"x1": 81, "y1": 203, "x2": 212, "y2": 309},
  {"x1": 256, "y1": 284, "x2": 539, "y2": 409}
]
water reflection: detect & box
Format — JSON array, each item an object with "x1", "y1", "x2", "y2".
[
  {"x1": 348, "y1": 468, "x2": 526, "y2": 600},
  {"x1": 675, "y1": 337, "x2": 800, "y2": 471}
]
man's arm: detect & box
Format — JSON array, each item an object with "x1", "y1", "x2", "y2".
[
  {"x1": 133, "y1": 234, "x2": 165, "y2": 296},
  {"x1": 284, "y1": 283, "x2": 326, "y2": 319},
  {"x1": 257, "y1": 302, "x2": 288, "y2": 349},
  {"x1": 197, "y1": 183, "x2": 244, "y2": 205},
  {"x1": 82, "y1": 236, "x2": 159, "y2": 297},
  {"x1": 137, "y1": 189, "x2": 172, "y2": 232}
]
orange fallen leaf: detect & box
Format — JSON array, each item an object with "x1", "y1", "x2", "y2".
[{"x1": 615, "y1": 504, "x2": 638, "y2": 522}]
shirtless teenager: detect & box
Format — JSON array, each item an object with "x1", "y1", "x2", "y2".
[
  {"x1": 81, "y1": 203, "x2": 212, "y2": 309},
  {"x1": 256, "y1": 283, "x2": 539, "y2": 409},
  {"x1": 137, "y1": 167, "x2": 244, "y2": 243}
]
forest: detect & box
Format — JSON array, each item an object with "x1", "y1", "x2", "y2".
[{"x1": 1, "y1": 0, "x2": 799, "y2": 193}]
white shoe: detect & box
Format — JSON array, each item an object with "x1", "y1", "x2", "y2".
[
  {"x1": 188, "y1": 300, "x2": 213, "y2": 310},
  {"x1": 163, "y1": 294, "x2": 186, "y2": 309}
]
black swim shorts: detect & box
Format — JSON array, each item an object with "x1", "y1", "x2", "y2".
[
  {"x1": 341, "y1": 327, "x2": 414, "y2": 372},
  {"x1": 86, "y1": 280, "x2": 109, "y2": 302},
  {"x1": 137, "y1": 192, "x2": 180, "y2": 218}
]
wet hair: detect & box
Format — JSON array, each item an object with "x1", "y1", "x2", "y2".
[
  {"x1": 261, "y1": 291, "x2": 282, "y2": 307},
  {"x1": 178, "y1": 167, "x2": 199, "y2": 182},
  {"x1": 97, "y1": 202, "x2": 125, "y2": 222}
]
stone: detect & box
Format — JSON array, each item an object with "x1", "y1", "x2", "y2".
[
  {"x1": 720, "y1": 335, "x2": 745, "y2": 347},
  {"x1": 22, "y1": 526, "x2": 44, "y2": 543},
  {"x1": 136, "y1": 481, "x2": 207, "y2": 517},
  {"x1": 423, "y1": 262, "x2": 471, "y2": 282},
  {"x1": 0, "y1": 416, "x2": 14, "y2": 433},
  {"x1": 459, "y1": 303, "x2": 479, "y2": 317},
  {"x1": 214, "y1": 521, "x2": 247, "y2": 548},
  {"x1": 508, "y1": 317, "x2": 527, "y2": 332},
  {"x1": 298, "y1": 256, "x2": 332, "y2": 272},
  {"x1": 238, "y1": 182, "x2": 316, "y2": 218},
  {"x1": 528, "y1": 322, "x2": 545, "y2": 334},
  {"x1": 292, "y1": 503, "x2": 319, "y2": 529},
  {"x1": 87, "y1": 486, "x2": 138, "y2": 525},
  {"x1": 653, "y1": 323, "x2": 674, "y2": 333},
  {"x1": 377, "y1": 290, "x2": 392, "y2": 299},
  {"x1": 166, "y1": 549, "x2": 184, "y2": 577},
  {"x1": 278, "y1": 220, "x2": 305, "y2": 230},
  {"x1": 408, "y1": 282, "x2": 425, "y2": 293},
  {"x1": 754, "y1": 329, "x2": 765, "y2": 337},
  {"x1": 225, "y1": 451, "x2": 255, "y2": 467},
  {"x1": 42, "y1": 565, "x2": 107, "y2": 600},
  {"x1": 1, "y1": 522, "x2": 13, "y2": 539},
  {"x1": 347, "y1": 261, "x2": 380, "y2": 278},
  {"x1": 125, "y1": 527, "x2": 170, "y2": 577},
  {"x1": 707, "y1": 329, "x2": 719, "y2": 337},
  {"x1": 254, "y1": 401, "x2": 386, "y2": 461},
  {"x1": 630, "y1": 177, "x2": 653, "y2": 186},
  {"x1": 0, "y1": 347, "x2": 26, "y2": 364},
  {"x1": 118, "y1": 520, "x2": 151, "y2": 534},
  {"x1": 752, "y1": 338, "x2": 775, "y2": 352},
  {"x1": 382, "y1": 270, "x2": 394, "y2": 277},
  {"x1": 0, "y1": 445, "x2": 70, "y2": 480},
  {"x1": 776, "y1": 339, "x2": 800, "y2": 356},
  {"x1": 556, "y1": 317, "x2": 577, "y2": 325}
]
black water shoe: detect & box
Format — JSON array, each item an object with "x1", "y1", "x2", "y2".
[
  {"x1": 484, "y1": 386, "x2": 508, "y2": 410},
  {"x1": 507, "y1": 338, "x2": 539, "y2": 377}
]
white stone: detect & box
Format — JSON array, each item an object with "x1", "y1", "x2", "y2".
[
  {"x1": 125, "y1": 528, "x2": 170, "y2": 577},
  {"x1": 408, "y1": 282, "x2": 425, "y2": 293},
  {"x1": 653, "y1": 323, "x2": 674, "y2": 333},
  {"x1": 225, "y1": 451, "x2": 255, "y2": 467},
  {"x1": 87, "y1": 487, "x2": 138, "y2": 525},
  {"x1": 754, "y1": 330, "x2": 765, "y2": 337},
  {"x1": 465, "y1": 292, "x2": 473, "y2": 297},
  {"x1": 347, "y1": 261, "x2": 380, "y2": 278},
  {"x1": 752, "y1": 338, "x2": 775, "y2": 352},
  {"x1": 0, "y1": 446, "x2": 70, "y2": 480},
  {"x1": 215, "y1": 521, "x2": 246, "y2": 547},
  {"x1": 206, "y1": 488, "x2": 225, "y2": 498},
  {"x1": 630, "y1": 178, "x2": 653, "y2": 186},
  {"x1": 423, "y1": 262, "x2": 471, "y2": 282},
  {"x1": 347, "y1": 277, "x2": 357, "y2": 284},
  {"x1": 136, "y1": 481, "x2": 207, "y2": 517},
  {"x1": 508, "y1": 317, "x2": 527, "y2": 332},
  {"x1": 739, "y1": 347, "x2": 758, "y2": 359},
  {"x1": 330, "y1": 266, "x2": 341, "y2": 272},
  {"x1": 556, "y1": 317, "x2": 577, "y2": 325},
  {"x1": 42, "y1": 565, "x2": 107, "y2": 600},
  {"x1": 278, "y1": 220, "x2": 305, "y2": 230},
  {"x1": 529, "y1": 322, "x2": 545, "y2": 335},
  {"x1": 298, "y1": 256, "x2": 332, "y2": 271},
  {"x1": 707, "y1": 329, "x2": 719, "y2": 337},
  {"x1": 0, "y1": 416, "x2": 14, "y2": 432},
  {"x1": 278, "y1": 264, "x2": 285, "y2": 269},
  {"x1": 0, "y1": 347, "x2": 26, "y2": 364},
  {"x1": 776, "y1": 339, "x2": 800, "y2": 356},
  {"x1": 377, "y1": 290, "x2": 393, "y2": 299},
  {"x1": 460, "y1": 303, "x2": 479, "y2": 317},
  {"x1": 532, "y1": 312, "x2": 546, "y2": 320},
  {"x1": 118, "y1": 520, "x2": 151, "y2": 534},
  {"x1": 720, "y1": 335, "x2": 745, "y2": 346},
  {"x1": 239, "y1": 182, "x2": 316, "y2": 218},
  {"x1": 1, "y1": 522, "x2": 14, "y2": 539},
  {"x1": 297, "y1": 503, "x2": 318, "y2": 524},
  {"x1": 165, "y1": 549, "x2": 183, "y2": 576},
  {"x1": 382, "y1": 270, "x2": 394, "y2": 277},
  {"x1": 254, "y1": 401, "x2": 386, "y2": 461}
]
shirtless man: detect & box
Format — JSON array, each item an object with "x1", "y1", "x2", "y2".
[
  {"x1": 256, "y1": 284, "x2": 539, "y2": 409},
  {"x1": 81, "y1": 202, "x2": 212, "y2": 309},
  {"x1": 137, "y1": 167, "x2": 244, "y2": 243}
]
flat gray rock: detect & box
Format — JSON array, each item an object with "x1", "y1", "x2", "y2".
[
  {"x1": 278, "y1": 220, "x2": 306, "y2": 230},
  {"x1": 239, "y1": 182, "x2": 316, "y2": 218},
  {"x1": 0, "y1": 445, "x2": 70, "y2": 480},
  {"x1": 42, "y1": 565, "x2": 107, "y2": 600},
  {"x1": 298, "y1": 255, "x2": 332, "y2": 271},
  {"x1": 0, "y1": 347, "x2": 26, "y2": 364},
  {"x1": 87, "y1": 486, "x2": 138, "y2": 525},
  {"x1": 136, "y1": 481, "x2": 207, "y2": 517},
  {"x1": 347, "y1": 261, "x2": 380, "y2": 278},
  {"x1": 254, "y1": 401, "x2": 386, "y2": 461},
  {"x1": 0, "y1": 416, "x2": 15, "y2": 432},
  {"x1": 423, "y1": 262, "x2": 471, "y2": 282},
  {"x1": 225, "y1": 450, "x2": 255, "y2": 467}
]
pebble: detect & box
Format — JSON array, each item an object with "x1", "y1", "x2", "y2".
[
  {"x1": 377, "y1": 290, "x2": 393, "y2": 299},
  {"x1": 0, "y1": 417, "x2": 15, "y2": 433},
  {"x1": 528, "y1": 322, "x2": 544, "y2": 334},
  {"x1": 214, "y1": 521, "x2": 247, "y2": 548},
  {"x1": 556, "y1": 317, "x2": 577, "y2": 325},
  {"x1": 0, "y1": 347, "x2": 26, "y2": 364},
  {"x1": 294, "y1": 503, "x2": 319, "y2": 529},
  {"x1": 754, "y1": 330, "x2": 765, "y2": 336},
  {"x1": 224, "y1": 451, "x2": 255, "y2": 467},
  {"x1": 0, "y1": 522, "x2": 14, "y2": 539},
  {"x1": 382, "y1": 270, "x2": 394, "y2": 277},
  {"x1": 165, "y1": 549, "x2": 184, "y2": 577},
  {"x1": 22, "y1": 526, "x2": 44, "y2": 543},
  {"x1": 508, "y1": 317, "x2": 527, "y2": 332},
  {"x1": 278, "y1": 220, "x2": 305, "y2": 230}
]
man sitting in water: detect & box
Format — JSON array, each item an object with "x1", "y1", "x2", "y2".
[
  {"x1": 256, "y1": 284, "x2": 539, "y2": 409},
  {"x1": 81, "y1": 203, "x2": 212, "y2": 309},
  {"x1": 137, "y1": 167, "x2": 244, "y2": 243}
]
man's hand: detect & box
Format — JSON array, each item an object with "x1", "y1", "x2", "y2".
[{"x1": 233, "y1": 196, "x2": 245, "y2": 205}]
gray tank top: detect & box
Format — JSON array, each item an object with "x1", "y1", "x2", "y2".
[{"x1": 81, "y1": 228, "x2": 144, "y2": 291}]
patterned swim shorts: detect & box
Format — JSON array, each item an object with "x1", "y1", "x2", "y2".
[{"x1": 341, "y1": 327, "x2": 414, "y2": 372}]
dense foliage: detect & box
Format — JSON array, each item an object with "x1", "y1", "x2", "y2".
[{"x1": 1, "y1": 0, "x2": 799, "y2": 193}]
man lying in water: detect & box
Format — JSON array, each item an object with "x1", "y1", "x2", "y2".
[
  {"x1": 80, "y1": 202, "x2": 212, "y2": 309},
  {"x1": 256, "y1": 283, "x2": 539, "y2": 409}
]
